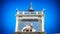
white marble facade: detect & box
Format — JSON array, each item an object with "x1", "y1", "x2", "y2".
[{"x1": 15, "y1": 3, "x2": 45, "y2": 32}]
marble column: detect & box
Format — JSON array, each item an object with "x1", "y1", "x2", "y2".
[
  {"x1": 40, "y1": 14, "x2": 44, "y2": 32},
  {"x1": 41, "y1": 15, "x2": 44, "y2": 32},
  {"x1": 15, "y1": 16, "x2": 20, "y2": 32},
  {"x1": 40, "y1": 18, "x2": 42, "y2": 32}
]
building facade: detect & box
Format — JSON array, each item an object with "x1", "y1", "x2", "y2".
[{"x1": 14, "y1": 3, "x2": 46, "y2": 34}]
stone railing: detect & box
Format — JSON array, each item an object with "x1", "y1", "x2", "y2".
[{"x1": 17, "y1": 11, "x2": 41, "y2": 15}]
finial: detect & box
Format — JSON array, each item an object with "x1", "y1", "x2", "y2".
[
  {"x1": 43, "y1": 8, "x2": 45, "y2": 11},
  {"x1": 30, "y1": 2, "x2": 33, "y2": 10},
  {"x1": 16, "y1": 8, "x2": 18, "y2": 11},
  {"x1": 31, "y1": 2, "x2": 32, "y2": 6},
  {"x1": 16, "y1": 8, "x2": 19, "y2": 12},
  {"x1": 41, "y1": 8, "x2": 45, "y2": 14}
]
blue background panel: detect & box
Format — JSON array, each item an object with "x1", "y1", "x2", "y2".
[{"x1": 20, "y1": 20, "x2": 40, "y2": 32}]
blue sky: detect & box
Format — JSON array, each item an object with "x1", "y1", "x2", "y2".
[{"x1": 0, "y1": 0, "x2": 60, "y2": 34}]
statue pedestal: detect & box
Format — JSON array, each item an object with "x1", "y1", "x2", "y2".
[{"x1": 14, "y1": 32, "x2": 46, "y2": 34}]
